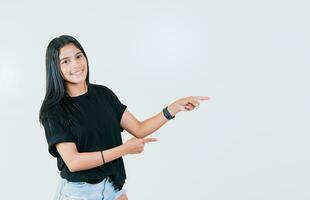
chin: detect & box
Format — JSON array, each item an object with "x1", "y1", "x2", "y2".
[
  {"x1": 66, "y1": 77, "x2": 87, "y2": 84},
  {"x1": 74, "y1": 78, "x2": 87, "y2": 84}
]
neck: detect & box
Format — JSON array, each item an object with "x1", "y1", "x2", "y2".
[{"x1": 66, "y1": 82, "x2": 88, "y2": 97}]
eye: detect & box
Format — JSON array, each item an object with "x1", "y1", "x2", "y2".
[
  {"x1": 77, "y1": 54, "x2": 84, "y2": 59},
  {"x1": 61, "y1": 59, "x2": 70, "y2": 65}
]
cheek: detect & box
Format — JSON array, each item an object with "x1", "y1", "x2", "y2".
[
  {"x1": 81, "y1": 59, "x2": 88, "y2": 68},
  {"x1": 60, "y1": 65, "x2": 70, "y2": 78},
  {"x1": 80, "y1": 59, "x2": 88, "y2": 74}
]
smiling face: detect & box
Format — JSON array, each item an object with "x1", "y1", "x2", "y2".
[{"x1": 59, "y1": 43, "x2": 88, "y2": 86}]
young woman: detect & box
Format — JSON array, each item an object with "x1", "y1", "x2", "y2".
[{"x1": 39, "y1": 35, "x2": 210, "y2": 200}]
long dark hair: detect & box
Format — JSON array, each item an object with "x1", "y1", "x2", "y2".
[{"x1": 39, "y1": 35, "x2": 90, "y2": 124}]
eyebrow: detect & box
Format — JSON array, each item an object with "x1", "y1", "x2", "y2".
[{"x1": 60, "y1": 51, "x2": 83, "y2": 61}]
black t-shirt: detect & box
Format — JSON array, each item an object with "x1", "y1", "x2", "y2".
[{"x1": 42, "y1": 83, "x2": 127, "y2": 189}]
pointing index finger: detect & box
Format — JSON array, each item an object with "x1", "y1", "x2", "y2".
[
  {"x1": 193, "y1": 96, "x2": 210, "y2": 101},
  {"x1": 143, "y1": 138, "x2": 158, "y2": 143}
]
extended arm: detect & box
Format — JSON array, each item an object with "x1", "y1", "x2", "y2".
[
  {"x1": 56, "y1": 137, "x2": 157, "y2": 172},
  {"x1": 121, "y1": 96, "x2": 210, "y2": 138},
  {"x1": 55, "y1": 142, "x2": 127, "y2": 172}
]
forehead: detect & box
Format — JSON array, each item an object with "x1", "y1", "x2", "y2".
[{"x1": 59, "y1": 43, "x2": 81, "y2": 58}]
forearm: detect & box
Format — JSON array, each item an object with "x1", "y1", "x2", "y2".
[
  {"x1": 69, "y1": 145, "x2": 128, "y2": 172},
  {"x1": 138, "y1": 105, "x2": 179, "y2": 138}
]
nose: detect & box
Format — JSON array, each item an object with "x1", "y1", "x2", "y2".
[{"x1": 71, "y1": 59, "x2": 82, "y2": 71}]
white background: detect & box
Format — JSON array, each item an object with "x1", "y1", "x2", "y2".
[{"x1": 0, "y1": 0, "x2": 309, "y2": 199}]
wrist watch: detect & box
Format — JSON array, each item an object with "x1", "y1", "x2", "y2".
[{"x1": 163, "y1": 106, "x2": 175, "y2": 120}]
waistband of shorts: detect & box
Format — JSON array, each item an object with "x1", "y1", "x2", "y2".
[{"x1": 85, "y1": 176, "x2": 112, "y2": 184}]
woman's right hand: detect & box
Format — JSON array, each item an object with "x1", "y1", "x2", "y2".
[{"x1": 123, "y1": 137, "x2": 158, "y2": 155}]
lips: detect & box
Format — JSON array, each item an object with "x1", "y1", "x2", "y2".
[{"x1": 70, "y1": 69, "x2": 83, "y2": 75}]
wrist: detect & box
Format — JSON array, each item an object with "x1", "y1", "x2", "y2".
[
  {"x1": 120, "y1": 144, "x2": 129, "y2": 156},
  {"x1": 167, "y1": 103, "x2": 178, "y2": 116}
]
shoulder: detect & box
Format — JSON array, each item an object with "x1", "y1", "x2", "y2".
[
  {"x1": 90, "y1": 83, "x2": 116, "y2": 96},
  {"x1": 44, "y1": 104, "x2": 62, "y2": 119},
  {"x1": 41, "y1": 103, "x2": 66, "y2": 124}
]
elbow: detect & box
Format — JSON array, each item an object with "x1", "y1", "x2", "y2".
[
  {"x1": 67, "y1": 161, "x2": 78, "y2": 173},
  {"x1": 68, "y1": 165, "x2": 77, "y2": 173},
  {"x1": 66, "y1": 156, "x2": 80, "y2": 173}
]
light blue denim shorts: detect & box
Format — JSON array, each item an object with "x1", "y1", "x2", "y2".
[{"x1": 53, "y1": 177, "x2": 127, "y2": 200}]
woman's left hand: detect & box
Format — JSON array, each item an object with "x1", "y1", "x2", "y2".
[{"x1": 167, "y1": 96, "x2": 210, "y2": 116}]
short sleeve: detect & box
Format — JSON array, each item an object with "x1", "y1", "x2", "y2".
[
  {"x1": 107, "y1": 88, "x2": 127, "y2": 131},
  {"x1": 42, "y1": 116, "x2": 76, "y2": 157}
]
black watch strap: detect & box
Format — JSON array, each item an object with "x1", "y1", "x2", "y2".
[{"x1": 163, "y1": 106, "x2": 175, "y2": 120}]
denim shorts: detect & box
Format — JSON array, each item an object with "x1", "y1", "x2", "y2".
[{"x1": 53, "y1": 177, "x2": 127, "y2": 200}]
